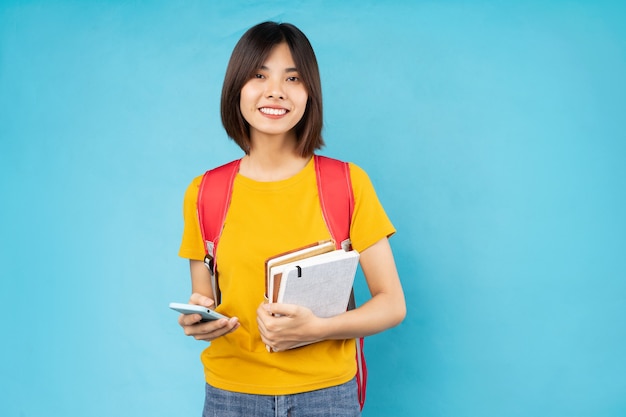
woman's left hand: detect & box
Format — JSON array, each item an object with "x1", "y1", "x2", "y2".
[{"x1": 256, "y1": 302, "x2": 322, "y2": 352}]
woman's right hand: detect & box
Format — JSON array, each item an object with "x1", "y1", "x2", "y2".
[{"x1": 178, "y1": 293, "x2": 240, "y2": 342}]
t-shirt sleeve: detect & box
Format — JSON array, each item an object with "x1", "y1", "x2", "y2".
[
  {"x1": 178, "y1": 175, "x2": 207, "y2": 261},
  {"x1": 347, "y1": 163, "x2": 396, "y2": 253}
]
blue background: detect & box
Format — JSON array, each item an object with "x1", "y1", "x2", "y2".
[{"x1": 1, "y1": 1, "x2": 625, "y2": 416}]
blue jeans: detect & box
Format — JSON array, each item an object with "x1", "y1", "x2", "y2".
[{"x1": 202, "y1": 378, "x2": 361, "y2": 417}]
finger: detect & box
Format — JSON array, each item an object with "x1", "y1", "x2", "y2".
[
  {"x1": 256, "y1": 315, "x2": 276, "y2": 345},
  {"x1": 201, "y1": 318, "x2": 240, "y2": 340},
  {"x1": 189, "y1": 293, "x2": 216, "y2": 308},
  {"x1": 192, "y1": 326, "x2": 227, "y2": 341},
  {"x1": 258, "y1": 302, "x2": 272, "y2": 316},
  {"x1": 256, "y1": 315, "x2": 266, "y2": 336},
  {"x1": 225, "y1": 320, "x2": 241, "y2": 335},
  {"x1": 268, "y1": 302, "x2": 298, "y2": 317},
  {"x1": 184, "y1": 317, "x2": 236, "y2": 339},
  {"x1": 225, "y1": 317, "x2": 240, "y2": 331},
  {"x1": 178, "y1": 313, "x2": 203, "y2": 326},
  {"x1": 258, "y1": 330, "x2": 274, "y2": 348},
  {"x1": 256, "y1": 308, "x2": 279, "y2": 332}
]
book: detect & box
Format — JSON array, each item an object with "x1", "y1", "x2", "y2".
[
  {"x1": 264, "y1": 240, "x2": 336, "y2": 301},
  {"x1": 264, "y1": 247, "x2": 360, "y2": 351},
  {"x1": 270, "y1": 249, "x2": 360, "y2": 316}
]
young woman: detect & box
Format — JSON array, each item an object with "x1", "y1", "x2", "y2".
[{"x1": 177, "y1": 21, "x2": 406, "y2": 417}]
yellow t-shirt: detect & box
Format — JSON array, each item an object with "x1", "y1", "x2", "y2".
[{"x1": 178, "y1": 156, "x2": 395, "y2": 395}]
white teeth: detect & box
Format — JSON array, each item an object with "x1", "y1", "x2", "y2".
[{"x1": 260, "y1": 107, "x2": 287, "y2": 116}]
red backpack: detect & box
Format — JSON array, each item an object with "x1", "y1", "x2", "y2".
[{"x1": 196, "y1": 155, "x2": 367, "y2": 409}]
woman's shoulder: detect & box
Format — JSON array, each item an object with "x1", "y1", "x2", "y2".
[
  {"x1": 186, "y1": 174, "x2": 205, "y2": 189},
  {"x1": 346, "y1": 161, "x2": 375, "y2": 188},
  {"x1": 186, "y1": 158, "x2": 242, "y2": 187},
  {"x1": 315, "y1": 155, "x2": 370, "y2": 180},
  {"x1": 347, "y1": 161, "x2": 367, "y2": 176},
  {"x1": 182, "y1": 174, "x2": 204, "y2": 204},
  {"x1": 313, "y1": 156, "x2": 374, "y2": 191}
]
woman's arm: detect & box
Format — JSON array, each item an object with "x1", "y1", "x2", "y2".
[
  {"x1": 178, "y1": 260, "x2": 240, "y2": 341},
  {"x1": 256, "y1": 237, "x2": 405, "y2": 350}
]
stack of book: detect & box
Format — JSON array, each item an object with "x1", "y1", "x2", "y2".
[{"x1": 265, "y1": 240, "x2": 360, "y2": 319}]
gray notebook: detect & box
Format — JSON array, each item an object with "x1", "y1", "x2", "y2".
[{"x1": 270, "y1": 249, "x2": 360, "y2": 318}]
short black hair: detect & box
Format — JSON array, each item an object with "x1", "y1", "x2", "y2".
[{"x1": 220, "y1": 22, "x2": 324, "y2": 156}]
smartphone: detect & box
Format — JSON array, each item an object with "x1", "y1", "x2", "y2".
[{"x1": 169, "y1": 302, "x2": 229, "y2": 322}]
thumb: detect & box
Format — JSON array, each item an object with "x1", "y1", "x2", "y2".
[
  {"x1": 266, "y1": 302, "x2": 298, "y2": 317},
  {"x1": 189, "y1": 292, "x2": 215, "y2": 308}
]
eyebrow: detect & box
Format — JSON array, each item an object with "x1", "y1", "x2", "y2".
[{"x1": 260, "y1": 65, "x2": 299, "y2": 73}]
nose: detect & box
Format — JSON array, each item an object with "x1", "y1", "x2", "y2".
[{"x1": 265, "y1": 80, "x2": 285, "y2": 100}]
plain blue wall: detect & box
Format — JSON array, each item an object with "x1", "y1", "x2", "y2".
[{"x1": 1, "y1": 1, "x2": 625, "y2": 416}]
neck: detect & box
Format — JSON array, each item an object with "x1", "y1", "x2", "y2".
[
  {"x1": 249, "y1": 128, "x2": 298, "y2": 154},
  {"x1": 239, "y1": 130, "x2": 310, "y2": 181},
  {"x1": 240, "y1": 149, "x2": 311, "y2": 182}
]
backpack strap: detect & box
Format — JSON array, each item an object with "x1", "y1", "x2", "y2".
[
  {"x1": 197, "y1": 159, "x2": 241, "y2": 305},
  {"x1": 314, "y1": 155, "x2": 367, "y2": 410},
  {"x1": 314, "y1": 155, "x2": 354, "y2": 251}
]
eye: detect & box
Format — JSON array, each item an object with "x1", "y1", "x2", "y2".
[
  {"x1": 287, "y1": 76, "x2": 300, "y2": 82},
  {"x1": 254, "y1": 73, "x2": 265, "y2": 79}
]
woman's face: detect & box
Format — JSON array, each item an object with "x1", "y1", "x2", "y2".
[{"x1": 239, "y1": 42, "x2": 308, "y2": 142}]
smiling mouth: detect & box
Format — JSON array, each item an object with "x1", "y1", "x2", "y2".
[{"x1": 259, "y1": 107, "x2": 288, "y2": 116}]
